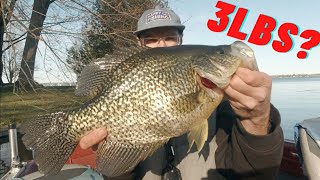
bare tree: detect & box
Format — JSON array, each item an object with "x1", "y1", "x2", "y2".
[
  {"x1": 0, "y1": 0, "x2": 18, "y2": 85},
  {"x1": 1, "y1": 0, "x2": 169, "y2": 88},
  {"x1": 2, "y1": 22, "x2": 22, "y2": 84},
  {"x1": 17, "y1": 0, "x2": 55, "y2": 88},
  {"x1": 67, "y1": 0, "x2": 168, "y2": 77},
  {"x1": 3, "y1": 49, "x2": 19, "y2": 83}
]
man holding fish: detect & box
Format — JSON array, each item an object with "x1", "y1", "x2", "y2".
[{"x1": 77, "y1": 6, "x2": 284, "y2": 180}]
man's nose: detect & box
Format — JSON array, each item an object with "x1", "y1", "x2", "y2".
[{"x1": 157, "y1": 39, "x2": 167, "y2": 47}]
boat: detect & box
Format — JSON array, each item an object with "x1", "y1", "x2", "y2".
[
  {"x1": 1, "y1": 118, "x2": 319, "y2": 179},
  {"x1": 293, "y1": 117, "x2": 320, "y2": 179}
]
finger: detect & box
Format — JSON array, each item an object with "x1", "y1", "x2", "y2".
[
  {"x1": 236, "y1": 68, "x2": 271, "y2": 87},
  {"x1": 79, "y1": 127, "x2": 108, "y2": 150},
  {"x1": 224, "y1": 84, "x2": 257, "y2": 110},
  {"x1": 229, "y1": 74, "x2": 268, "y2": 102},
  {"x1": 228, "y1": 99, "x2": 250, "y2": 119},
  {"x1": 228, "y1": 98, "x2": 245, "y2": 111}
]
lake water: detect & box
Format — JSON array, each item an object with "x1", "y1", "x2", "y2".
[
  {"x1": 271, "y1": 76, "x2": 320, "y2": 140},
  {"x1": 0, "y1": 76, "x2": 319, "y2": 177}
]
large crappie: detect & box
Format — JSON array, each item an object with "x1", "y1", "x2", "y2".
[{"x1": 21, "y1": 41, "x2": 258, "y2": 177}]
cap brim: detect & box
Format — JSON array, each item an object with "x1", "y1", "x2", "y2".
[{"x1": 133, "y1": 25, "x2": 185, "y2": 35}]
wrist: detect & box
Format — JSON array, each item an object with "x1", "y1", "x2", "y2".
[{"x1": 240, "y1": 115, "x2": 270, "y2": 135}]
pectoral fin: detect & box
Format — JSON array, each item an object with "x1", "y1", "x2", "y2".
[{"x1": 187, "y1": 120, "x2": 208, "y2": 152}]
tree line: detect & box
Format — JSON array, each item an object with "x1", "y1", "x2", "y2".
[{"x1": 0, "y1": 0, "x2": 168, "y2": 90}]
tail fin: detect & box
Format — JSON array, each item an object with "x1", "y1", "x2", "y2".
[{"x1": 20, "y1": 112, "x2": 78, "y2": 175}]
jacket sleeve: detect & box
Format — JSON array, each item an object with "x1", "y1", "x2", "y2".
[{"x1": 214, "y1": 101, "x2": 284, "y2": 180}]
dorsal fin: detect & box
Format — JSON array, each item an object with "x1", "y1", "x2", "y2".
[
  {"x1": 113, "y1": 45, "x2": 148, "y2": 57},
  {"x1": 75, "y1": 46, "x2": 148, "y2": 97},
  {"x1": 75, "y1": 55, "x2": 123, "y2": 96}
]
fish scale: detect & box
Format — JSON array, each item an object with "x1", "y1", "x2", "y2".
[{"x1": 20, "y1": 41, "x2": 258, "y2": 177}]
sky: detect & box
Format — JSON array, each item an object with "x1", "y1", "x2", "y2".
[
  {"x1": 18, "y1": 0, "x2": 320, "y2": 83},
  {"x1": 169, "y1": 0, "x2": 320, "y2": 75}
]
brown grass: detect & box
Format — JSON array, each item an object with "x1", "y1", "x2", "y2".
[{"x1": 0, "y1": 86, "x2": 91, "y2": 128}]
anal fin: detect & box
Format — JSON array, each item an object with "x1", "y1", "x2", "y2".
[{"x1": 96, "y1": 136, "x2": 165, "y2": 177}]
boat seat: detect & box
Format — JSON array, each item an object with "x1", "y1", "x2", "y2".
[
  {"x1": 294, "y1": 117, "x2": 320, "y2": 180},
  {"x1": 14, "y1": 164, "x2": 104, "y2": 180}
]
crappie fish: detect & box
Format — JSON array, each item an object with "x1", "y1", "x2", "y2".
[{"x1": 21, "y1": 41, "x2": 258, "y2": 177}]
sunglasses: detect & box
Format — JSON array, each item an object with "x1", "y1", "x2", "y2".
[{"x1": 140, "y1": 35, "x2": 181, "y2": 47}]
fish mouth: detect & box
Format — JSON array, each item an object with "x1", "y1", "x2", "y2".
[
  {"x1": 194, "y1": 73, "x2": 220, "y2": 100},
  {"x1": 199, "y1": 76, "x2": 217, "y2": 89},
  {"x1": 194, "y1": 69, "x2": 231, "y2": 99},
  {"x1": 195, "y1": 69, "x2": 230, "y2": 90}
]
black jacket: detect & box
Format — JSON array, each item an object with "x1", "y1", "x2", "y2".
[{"x1": 106, "y1": 101, "x2": 284, "y2": 180}]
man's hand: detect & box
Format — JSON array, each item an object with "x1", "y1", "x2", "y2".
[
  {"x1": 79, "y1": 127, "x2": 108, "y2": 150},
  {"x1": 224, "y1": 67, "x2": 272, "y2": 135}
]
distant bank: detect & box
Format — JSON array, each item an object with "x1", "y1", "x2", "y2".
[{"x1": 271, "y1": 73, "x2": 320, "y2": 79}]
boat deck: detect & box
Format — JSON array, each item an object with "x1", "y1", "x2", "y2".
[
  {"x1": 277, "y1": 171, "x2": 304, "y2": 180},
  {"x1": 65, "y1": 141, "x2": 306, "y2": 179},
  {"x1": 0, "y1": 130, "x2": 306, "y2": 179}
]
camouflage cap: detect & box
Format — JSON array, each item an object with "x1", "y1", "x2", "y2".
[{"x1": 134, "y1": 6, "x2": 185, "y2": 35}]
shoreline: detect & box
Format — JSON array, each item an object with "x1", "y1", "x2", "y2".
[{"x1": 271, "y1": 74, "x2": 320, "y2": 79}]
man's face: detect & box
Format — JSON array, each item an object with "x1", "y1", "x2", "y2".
[{"x1": 138, "y1": 27, "x2": 182, "y2": 48}]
